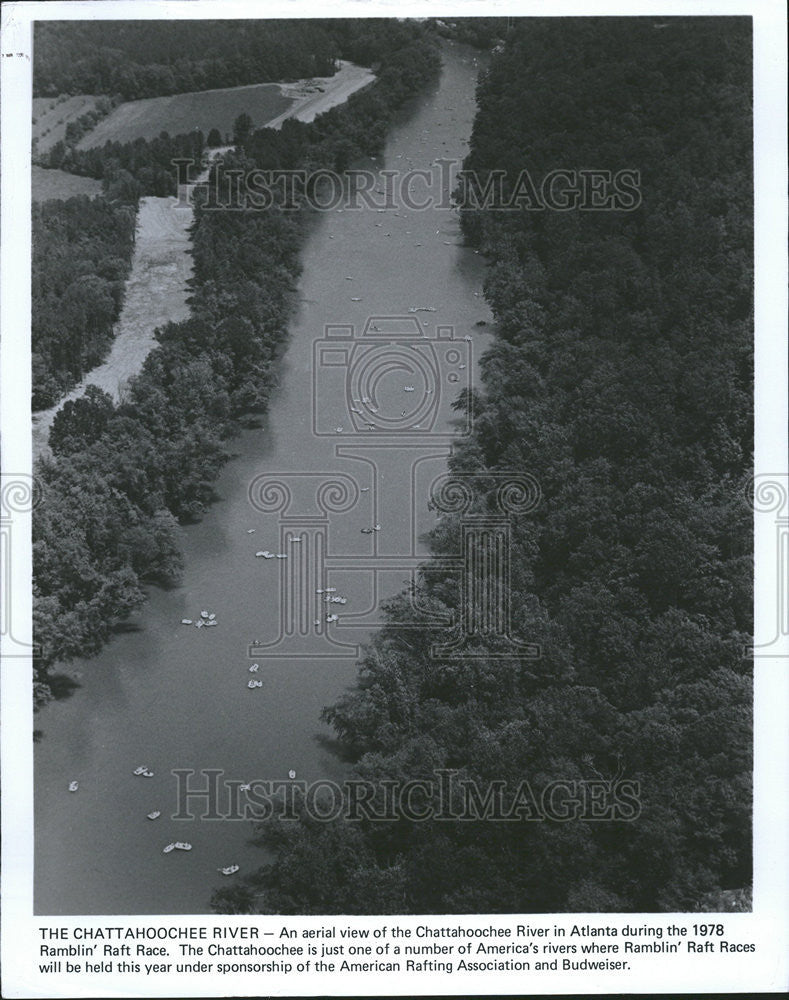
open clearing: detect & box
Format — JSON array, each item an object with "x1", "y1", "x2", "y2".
[
  {"x1": 32, "y1": 95, "x2": 99, "y2": 152},
  {"x1": 32, "y1": 166, "x2": 103, "y2": 202},
  {"x1": 75, "y1": 61, "x2": 375, "y2": 148},
  {"x1": 76, "y1": 83, "x2": 293, "y2": 149}
]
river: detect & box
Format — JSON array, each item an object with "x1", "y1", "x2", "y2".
[{"x1": 34, "y1": 41, "x2": 491, "y2": 915}]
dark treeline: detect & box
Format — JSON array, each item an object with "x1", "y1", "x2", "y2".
[
  {"x1": 212, "y1": 18, "x2": 753, "y2": 915},
  {"x1": 32, "y1": 195, "x2": 138, "y2": 409},
  {"x1": 34, "y1": 20, "x2": 340, "y2": 99},
  {"x1": 33, "y1": 26, "x2": 441, "y2": 706},
  {"x1": 34, "y1": 18, "x2": 437, "y2": 100},
  {"x1": 42, "y1": 129, "x2": 206, "y2": 198},
  {"x1": 430, "y1": 16, "x2": 509, "y2": 48}
]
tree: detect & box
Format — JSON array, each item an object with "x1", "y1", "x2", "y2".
[
  {"x1": 49, "y1": 385, "x2": 115, "y2": 455},
  {"x1": 233, "y1": 113, "x2": 253, "y2": 147}
]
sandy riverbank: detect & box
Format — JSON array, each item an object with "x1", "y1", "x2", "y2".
[{"x1": 269, "y1": 60, "x2": 376, "y2": 128}]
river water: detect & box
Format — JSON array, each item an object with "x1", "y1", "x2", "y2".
[{"x1": 34, "y1": 42, "x2": 491, "y2": 915}]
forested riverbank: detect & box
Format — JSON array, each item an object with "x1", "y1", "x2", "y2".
[
  {"x1": 32, "y1": 24, "x2": 441, "y2": 704},
  {"x1": 32, "y1": 195, "x2": 138, "y2": 407},
  {"x1": 215, "y1": 17, "x2": 754, "y2": 915}
]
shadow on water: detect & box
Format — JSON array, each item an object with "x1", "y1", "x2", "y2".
[
  {"x1": 48, "y1": 672, "x2": 82, "y2": 700},
  {"x1": 113, "y1": 620, "x2": 145, "y2": 633},
  {"x1": 314, "y1": 732, "x2": 357, "y2": 763}
]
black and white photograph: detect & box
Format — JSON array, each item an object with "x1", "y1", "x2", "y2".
[{"x1": 1, "y1": 0, "x2": 787, "y2": 996}]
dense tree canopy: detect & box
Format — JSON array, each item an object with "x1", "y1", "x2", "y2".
[
  {"x1": 213, "y1": 17, "x2": 753, "y2": 915},
  {"x1": 32, "y1": 195, "x2": 137, "y2": 408},
  {"x1": 34, "y1": 20, "x2": 341, "y2": 99},
  {"x1": 33, "y1": 18, "x2": 437, "y2": 100}
]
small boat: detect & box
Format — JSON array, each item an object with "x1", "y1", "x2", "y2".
[
  {"x1": 218, "y1": 865, "x2": 240, "y2": 876},
  {"x1": 68, "y1": 781, "x2": 79, "y2": 792},
  {"x1": 288, "y1": 769, "x2": 297, "y2": 779},
  {"x1": 147, "y1": 811, "x2": 161, "y2": 820},
  {"x1": 163, "y1": 843, "x2": 176, "y2": 854},
  {"x1": 249, "y1": 663, "x2": 259, "y2": 672},
  {"x1": 181, "y1": 618, "x2": 193, "y2": 625},
  {"x1": 174, "y1": 842, "x2": 192, "y2": 851},
  {"x1": 133, "y1": 766, "x2": 149, "y2": 775}
]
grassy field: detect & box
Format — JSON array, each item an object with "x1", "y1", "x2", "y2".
[
  {"x1": 32, "y1": 95, "x2": 99, "y2": 152},
  {"x1": 32, "y1": 166, "x2": 103, "y2": 202},
  {"x1": 76, "y1": 83, "x2": 295, "y2": 149}
]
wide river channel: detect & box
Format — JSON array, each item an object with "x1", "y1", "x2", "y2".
[{"x1": 35, "y1": 41, "x2": 492, "y2": 914}]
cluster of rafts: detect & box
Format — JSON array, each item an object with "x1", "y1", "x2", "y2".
[
  {"x1": 252, "y1": 534, "x2": 362, "y2": 626},
  {"x1": 68, "y1": 763, "x2": 241, "y2": 876},
  {"x1": 180, "y1": 609, "x2": 218, "y2": 628}
]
